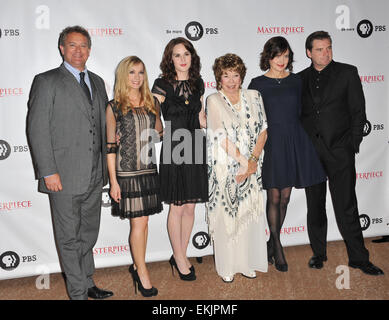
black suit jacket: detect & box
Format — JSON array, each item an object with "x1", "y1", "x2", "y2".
[{"x1": 299, "y1": 60, "x2": 366, "y2": 171}]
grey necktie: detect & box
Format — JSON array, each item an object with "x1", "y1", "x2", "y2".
[{"x1": 79, "y1": 72, "x2": 92, "y2": 105}]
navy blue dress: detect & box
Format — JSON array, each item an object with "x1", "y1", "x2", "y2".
[{"x1": 248, "y1": 73, "x2": 326, "y2": 190}]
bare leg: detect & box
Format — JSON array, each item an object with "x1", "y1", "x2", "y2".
[
  {"x1": 181, "y1": 203, "x2": 196, "y2": 268},
  {"x1": 130, "y1": 216, "x2": 152, "y2": 289},
  {"x1": 167, "y1": 204, "x2": 191, "y2": 275}
]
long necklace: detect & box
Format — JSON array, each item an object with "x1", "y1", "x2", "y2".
[{"x1": 176, "y1": 74, "x2": 190, "y2": 105}]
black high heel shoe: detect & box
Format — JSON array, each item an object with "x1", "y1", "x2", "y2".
[
  {"x1": 129, "y1": 264, "x2": 158, "y2": 297},
  {"x1": 169, "y1": 255, "x2": 196, "y2": 281},
  {"x1": 274, "y1": 247, "x2": 288, "y2": 272}
]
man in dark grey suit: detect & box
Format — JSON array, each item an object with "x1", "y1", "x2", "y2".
[{"x1": 27, "y1": 26, "x2": 114, "y2": 299}]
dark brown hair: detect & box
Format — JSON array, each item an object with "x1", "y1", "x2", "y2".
[
  {"x1": 58, "y1": 25, "x2": 91, "y2": 49},
  {"x1": 212, "y1": 53, "x2": 247, "y2": 90},
  {"x1": 159, "y1": 37, "x2": 201, "y2": 90},
  {"x1": 260, "y1": 36, "x2": 294, "y2": 71},
  {"x1": 305, "y1": 30, "x2": 332, "y2": 52}
]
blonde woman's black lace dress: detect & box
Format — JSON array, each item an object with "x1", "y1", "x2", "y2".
[{"x1": 106, "y1": 99, "x2": 163, "y2": 218}]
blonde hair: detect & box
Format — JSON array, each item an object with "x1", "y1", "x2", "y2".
[{"x1": 113, "y1": 56, "x2": 156, "y2": 115}]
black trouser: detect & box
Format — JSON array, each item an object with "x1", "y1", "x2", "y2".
[{"x1": 305, "y1": 162, "x2": 369, "y2": 265}]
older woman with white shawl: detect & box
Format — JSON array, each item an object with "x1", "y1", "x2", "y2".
[{"x1": 206, "y1": 54, "x2": 268, "y2": 282}]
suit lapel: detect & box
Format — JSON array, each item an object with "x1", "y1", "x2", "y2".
[{"x1": 59, "y1": 64, "x2": 93, "y2": 123}]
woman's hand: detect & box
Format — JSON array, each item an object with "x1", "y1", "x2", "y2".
[
  {"x1": 236, "y1": 159, "x2": 258, "y2": 183},
  {"x1": 247, "y1": 159, "x2": 258, "y2": 175},
  {"x1": 236, "y1": 164, "x2": 249, "y2": 184},
  {"x1": 199, "y1": 108, "x2": 207, "y2": 129},
  {"x1": 110, "y1": 182, "x2": 121, "y2": 203}
]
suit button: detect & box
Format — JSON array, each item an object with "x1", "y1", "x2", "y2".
[
  {"x1": 316, "y1": 110, "x2": 320, "y2": 114},
  {"x1": 89, "y1": 130, "x2": 92, "y2": 133}
]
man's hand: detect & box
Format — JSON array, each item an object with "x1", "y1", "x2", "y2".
[{"x1": 44, "y1": 173, "x2": 63, "y2": 192}]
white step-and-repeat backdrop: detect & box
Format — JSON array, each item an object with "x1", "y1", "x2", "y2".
[{"x1": 1, "y1": 0, "x2": 388, "y2": 280}]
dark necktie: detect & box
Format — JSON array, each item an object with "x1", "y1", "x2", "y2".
[{"x1": 79, "y1": 72, "x2": 92, "y2": 104}]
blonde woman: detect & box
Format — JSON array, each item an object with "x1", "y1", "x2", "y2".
[{"x1": 106, "y1": 56, "x2": 163, "y2": 297}]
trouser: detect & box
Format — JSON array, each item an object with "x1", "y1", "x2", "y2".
[
  {"x1": 49, "y1": 175, "x2": 103, "y2": 300},
  {"x1": 305, "y1": 163, "x2": 369, "y2": 265}
]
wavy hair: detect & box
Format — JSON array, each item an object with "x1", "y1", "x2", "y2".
[
  {"x1": 213, "y1": 53, "x2": 247, "y2": 90},
  {"x1": 113, "y1": 56, "x2": 156, "y2": 115},
  {"x1": 260, "y1": 36, "x2": 294, "y2": 71},
  {"x1": 159, "y1": 37, "x2": 201, "y2": 90}
]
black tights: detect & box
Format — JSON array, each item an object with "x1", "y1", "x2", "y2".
[{"x1": 266, "y1": 187, "x2": 292, "y2": 265}]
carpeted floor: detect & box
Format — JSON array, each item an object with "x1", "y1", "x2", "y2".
[{"x1": 0, "y1": 237, "x2": 388, "y2": 300}]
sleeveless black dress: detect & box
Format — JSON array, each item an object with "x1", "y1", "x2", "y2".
[
  {"x1": 248, "y1": 73, "x2": 326, "y2": 189},
  {"x1": 152, "y1": 78, "x2": 208, "y2": 205}
]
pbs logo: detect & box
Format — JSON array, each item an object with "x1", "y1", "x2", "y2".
[
  {"x1": 363, "y1": 120, "x2": 371, "y2": 136},
  {"x1": 359, "y1": 214, "x2": 371, "y2": 231},
  {"x1": 192, "y1": 231, "x2": 210, "y2": 249},
  {"x1": 357, "y1": 20, "x2": 373, "y2": 38},
  {"x1": 0, "y1": 140, "x2": 11, "y2": 160},
  {"x1": 102, "y1": 187, "x2": 112, "y2": 207},
  {"x1": 185, "y1": 21, "x2": 204, "y2": 41},
  {"x1": 357, "y1": 19, "x2": 386, "y2": 38},
  {"x1": 0, "y1": 251, "x2": 20, "y2": 271}
]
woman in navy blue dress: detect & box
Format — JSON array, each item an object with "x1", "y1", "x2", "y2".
[{"x1": 248, "y1": 37, "x2": 326, "y2": 272}]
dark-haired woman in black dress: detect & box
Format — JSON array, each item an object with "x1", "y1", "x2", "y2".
[
  {"x1": 152, "y1": 37, "x2": 208, "y2": 281},
  {"x1": 249, "y1": 37, "x2": 326, "y2": 272}
]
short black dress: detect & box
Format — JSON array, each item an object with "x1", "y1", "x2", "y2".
[
  {"x1": 152, "y1": 78, "x2": 208, "y2": 205},
  {"x1": 248, "y1": 73, "x2": 326, "y2": 190},
  {"x1": 106, "y1": 100, "x2": 163, "y2": 218}
]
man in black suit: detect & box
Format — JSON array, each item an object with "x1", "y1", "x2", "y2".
[{"x1": 299, "y1": 31, "x2": 383, "y2": 276}]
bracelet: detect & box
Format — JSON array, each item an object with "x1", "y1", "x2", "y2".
[{"x1": 248, "y1": 154, "x2": 259, "y2": 163}]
